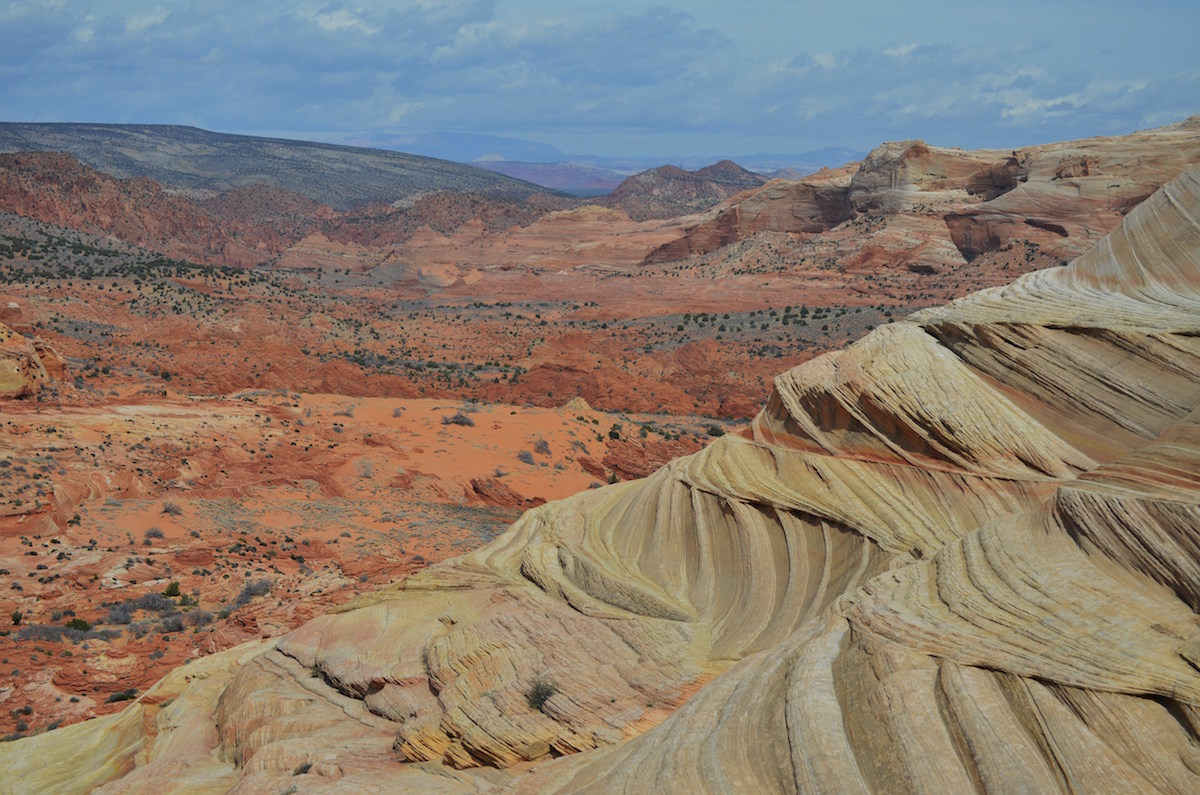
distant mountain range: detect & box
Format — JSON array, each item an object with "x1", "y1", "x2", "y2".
[
  {"x1": 0, "y1": 122, "x2": 866, "y2": 204},
  {"x1": 320, "y1": 131, "x2": 866, "y2": 194},
  {"x1": 0, "y1": 123, "x2": 549, "y2": 209}
]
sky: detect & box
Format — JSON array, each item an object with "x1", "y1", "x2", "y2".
[{"x1": 2, "y1": 0, "x2": 1198, "y2": 159}]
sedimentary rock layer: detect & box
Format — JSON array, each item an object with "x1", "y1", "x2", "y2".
[{"x1": 3, "y1": 169, "x2": 1199, "y2": 793}]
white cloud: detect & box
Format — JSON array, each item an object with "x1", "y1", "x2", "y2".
[
  {"x1": 883, "y1": 43, "x2": 917, "y2": 58},
  {"x1": 308, "y1": 6, "x2": 379, "y2": 35},
  {"x1": 126, "y1": 7, "x2": 168, "y2": 35},
  {"x1": 0, "y1": 0, "x2": 1196, "y2": 156},
  {"x1": 811, "y1": 52, "x2": 837, "y2": 70}
]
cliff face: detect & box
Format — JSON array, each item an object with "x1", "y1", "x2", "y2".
[{"x1": 3, "y1": 170, "x2": 1200, "y2": 792}]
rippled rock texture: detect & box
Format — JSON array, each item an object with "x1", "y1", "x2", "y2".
[{"x1": 4, "y1": 168, "x2": 1200, "y2": 793}]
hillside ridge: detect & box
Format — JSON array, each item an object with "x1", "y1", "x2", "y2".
[{"x1": 0, "y1": 122, "x2": 550, "y2": 209}]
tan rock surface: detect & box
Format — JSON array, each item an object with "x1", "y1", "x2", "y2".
[{"x1": 3, "y1": 167, "x2": 1200, "y2": 793}]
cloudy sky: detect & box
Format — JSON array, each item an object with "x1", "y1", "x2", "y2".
[{"x1": 2, "y1": 0, "x2": 1197, "y2": 158}]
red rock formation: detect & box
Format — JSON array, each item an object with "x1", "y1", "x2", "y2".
[{"x1": 468, "y1": 477, "x2": 547, "y2": 509}]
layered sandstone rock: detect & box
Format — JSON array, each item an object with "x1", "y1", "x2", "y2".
[{"x1": 3, "y1": 169, "x2": 1200, "y2": 793}]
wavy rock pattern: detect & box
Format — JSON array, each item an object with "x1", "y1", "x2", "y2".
[{"x1": 4, "y1": 169, "x2": 1200, "y2": 793}]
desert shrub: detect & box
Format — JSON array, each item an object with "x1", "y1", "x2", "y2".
[
  {"x1": 235, "y1": 579, "x2": 271, "y2": 606},
  {"x1": 65, "y1": 618, "x2": 90, "y2": 632},
  {"x1": 162, "y1": 581, "x2": 180, "y2": 598},
  {"x1": 442, "y1": 411, "x2": 474, "y2": 427},
  {"x1": 161, "y1": 502, "x2": 183, "y2": 516},
  {"x1": 706, "y1": 425, "x2": 725, "y2": 437},
  {"x1": 126, "y1": 592, "x2": 175, "y2": 615},
  {"x1": 184, "y1": 610, "x2": 213, "y2": 627},
  {"x1": 534, "y1": 439, "x2": 551, "y2": 456},
  {"x1": 517, "y1": 450, "x2": 535, "y2": 465},
  {"x1": 144, "y1": 527, "x2": 164, "y2": 540},
  {"x1": 18, "y1": 624, "x2": 119, "y2": 643},
  {"x1": 105, "y1": 604, "x2": 133, "y2": 625},
  {"x1": 106, "y1": 688, "x2": 138, "y2": 703},
  {"x1": 525, "y1": 675, "x2": 557, "y2": 712},
  {"x1": 158, "y1": 615, "x2": 184, "y2": 634}
]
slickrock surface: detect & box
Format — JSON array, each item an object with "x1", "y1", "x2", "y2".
[{"x1": 3, "y1": 168, "x2": 1200, "y2": 792}]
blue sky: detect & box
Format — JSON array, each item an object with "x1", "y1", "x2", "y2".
[{"x1": 2, "y1": 0, "x2": 1197, "y2": 158}]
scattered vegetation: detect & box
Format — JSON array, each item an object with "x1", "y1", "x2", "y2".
[
  {"x1": 105, "y1": 688, "x2": 139, "y2": 703},
  {"x1": 442, "y1": 411, "x2": 475, "y2": 427},
  {"x1": 526, "y1": 675, "x2": 558, "y2": 712}
]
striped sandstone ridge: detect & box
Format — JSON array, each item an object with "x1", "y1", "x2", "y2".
[{"x1": 3, "y1": 169, "x2": 1199, "y2": 793}]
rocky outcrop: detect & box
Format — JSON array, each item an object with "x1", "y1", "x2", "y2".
[
  {"x1": 3, "y1": 169, "x2": 1200, "y2": 792},
  {"x1": 644, "y1": 174, "x2": 853, "y2": 263},
  {"x1": 0, "y1": 322, "x2": 59, "y2": 398},
  {"x1": 468, "y1": 477, "x2": 547, "y2": 509},
  {"x1": 847, "y1": 140, "x2": 1024, "y2": 212},
  {"x1": 647, "y1": 117, "x2": 1200, "y2": 266}
]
